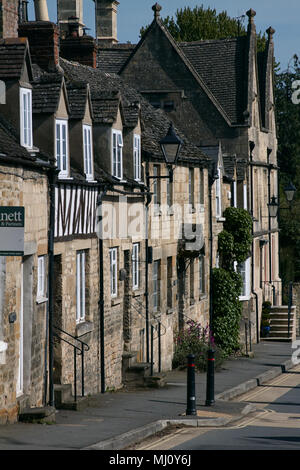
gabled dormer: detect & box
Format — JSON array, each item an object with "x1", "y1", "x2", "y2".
[
  {"x1": 66, "y1": 81, "x2": 95, "y2": 181},
  {"x1": 90, "y1": 89, "x2": 126, "y2": 181},
  {"x1": 0, "y1": 38, "x2": 36, "y2": 153},
  {"x1": 122, "y1": 102, "x2": 142, "y2": 182},
  {"x1": 32, "y1": 73, "x2": 71, "y2": 179}
]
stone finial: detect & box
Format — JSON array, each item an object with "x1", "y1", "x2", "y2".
[
  {"x1": 266, "y1": 27, "x2": 275, "y2": 41},
  {"x1": 246, "y1": 8, "x2": 256, "y2": 22},
  {"x1": 152, "y1": 3, "x2": 162, "y2": 19}
]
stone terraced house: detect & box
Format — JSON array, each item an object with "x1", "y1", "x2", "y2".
[{"x1": 0, "y1": 0, "x2": 290, "y2": 422}]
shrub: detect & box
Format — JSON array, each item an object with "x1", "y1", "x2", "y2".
[
  {"x1": 172, "y1": 320, "x2": 225, "y2": 371},
  {"x1": 212, "y1": 268, "x2": 243, "y2": 356}
]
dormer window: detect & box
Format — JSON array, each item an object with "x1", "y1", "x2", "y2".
[
  {"x1": 134, "y1": 134, "x2": 141, "y2": 181},
  {"x1": 112, "y1": 129, "x2": 123, "y2": 179},
  {"x1": 55, "y1": 119, "x2": 69, "y2": 178},
  {"x1": 20, "y1": 88, "x2": 32, "y2": 149},
  {"x1": 83, "y1": 124, "x2": 94, "y2": 181}
]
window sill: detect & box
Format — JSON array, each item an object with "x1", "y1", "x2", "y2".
[
  {"x1": 198, "y1": 205, "x2": 205, "y2": 213},
  {"x1": 239, "y1": 296, "x2": 251, "y2": 302},
  {"x1": 217, "y1": 217, "x2": 226, "y2": 222},
  {"x1": 167, "y1": 208, "x2": 174, "y2": 216},
  {"x1": 190, "y1": 298, "x2": 195, "y2": 306},
  {"x1": 76, "y1": 321, "x2": 94, "y2": 337},
  {"x1": 111, "y1": 297, "x2": 122, "y2": 306},
  {"x1": 199, "y1": 294, "x2": 207, "y2": 301},
  {"x1": 189, "y1": 207, "x2": 196, "y2": 214},
  {"x1": 154, "y1": 210, "x2": 162, "y2": 217},
  {"x1": 36, "y1": 296, "x2": 48, "y2": 305},
  {"x1": 58, "y1": 175, "x2": 73, "y2": 181},
  {"x1": 166, "y1": 308, "x2": 174, "y2": 315},
  {"x1": 0, "y1": 340, "x2": 8, "y2": 365}
]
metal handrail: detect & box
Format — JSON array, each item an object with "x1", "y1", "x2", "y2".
[{"x1": 53, "y1": 325, "x2": 90, "y2": 402}]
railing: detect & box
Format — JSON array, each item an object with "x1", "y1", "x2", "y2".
[
  {"x1": 53, "y1": 325, "x2": 90, "y2": 402},
  {"x1": 131, "y1": 296, "x2": 167, "y2": 375}
]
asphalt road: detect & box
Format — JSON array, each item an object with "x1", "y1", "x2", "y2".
[{"x1": 136, "y1": 364, "x2": 300, "y2": 450}]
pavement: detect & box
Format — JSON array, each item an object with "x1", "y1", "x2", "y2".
[{"x1": 0, "y1": 340, "x2": 298, "y2": 450}]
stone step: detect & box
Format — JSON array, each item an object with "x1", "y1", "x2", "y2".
[
  {"x1": 262, "y1": 336, "x2": 293, "y2": 342},
  {"x1": 270, "y1": 314, "x2": 295, "y2": 321},
  {"x1": 269, "y1": 331, "x2": 293, "y2": 338},
  {"x1": 270, "y1": 305, "x2": 296, "y2": 312},
  {"x1": 18, "y1": 406, "x2": 56, "y2": 424},
  {"x1": 54, "y1": 384, "x2": 73, "y2": 406},
  {"x1": 269, "y1": 325, "x2": 294, "y2": 332}
]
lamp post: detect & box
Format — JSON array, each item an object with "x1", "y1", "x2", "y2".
[{"x1": 145, "y1": 122, "x2": 182, "y2": 363}]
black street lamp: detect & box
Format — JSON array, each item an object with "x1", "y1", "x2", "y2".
[
  {"x1": 284, "y1": 181, "x2": 297, "y2": 203},
  {"x1": 268, "y1": 195, "x2": 279, "y2": 218}
]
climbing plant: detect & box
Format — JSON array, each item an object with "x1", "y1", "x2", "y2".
[{"x1": 212, "y1": 207, "x2": 253, "y2": 356}]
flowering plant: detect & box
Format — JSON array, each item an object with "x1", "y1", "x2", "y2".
[{"x1": 172, "y1": 320, "x2": 225, "y2": 371}]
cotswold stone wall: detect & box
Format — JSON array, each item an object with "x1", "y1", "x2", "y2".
[{"x1": 0, "y1": 164, "x2": 49, "y2": 424}]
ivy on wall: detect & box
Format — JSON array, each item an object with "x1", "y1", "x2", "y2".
[{"x1": 212, "y1": 207, "x2": 253, "y2": 355}]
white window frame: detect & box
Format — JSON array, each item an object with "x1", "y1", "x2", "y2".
[
  {"x1": 133, "y1": 134, "x2": 141, "y2": 181},
  {"x1": 233, "y1": 180, "x2": 237, "y2": 208},
  {"x1": 37, "y1": 256, "x2": 46, "y2": 299},
  {"x1": 112, "y1": 129, "x2": 123, "y2": 179},
  {"x1": 76, "y1": 251, "x2": 86, "y2": 323},
  {"x1": 153, "y1": 260, "x2": 160, "y2": 312},
  {"x1": 243, "y1": 183, "x2": 248, "y2": 210},
  {"x1": 55, "y1": 119, "x2": 69, "y2": 178},
  {"x1": 215, "y1": 167, "x2": 222, "y2": 218},
  {"x1": 199, "y1": 169, "x2": 204, "y2": 206},
  {"x1": 20, "y1": 87, "x2": 32, "y2": 149},
  {"x1": 132, "y1": 243, "x2": 140, "y2": 290},
  {"x1": 83, "y1": 124, "x2": 94, "y2": 181},
  {"x1": 199, "y1": 254, "x2": 205, "y2": 295},
  {"x1": 189, "y1": 168, "x2": 194, "y2": 208},
  {"x1": 236, "y1": 257, "x2": 251, "y2": 301},
  {"x1": 110, "y1": 247, "x2": 118, "y2": 298}
]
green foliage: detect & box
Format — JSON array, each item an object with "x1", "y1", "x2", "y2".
[
  {"x1": 140, "y1": 5, "x2": 267, "y2": 50},
  {"x1": 172, "y1": 320, "x2": 225, "y2": 371},
  {"x1": 212, "y1": 268, "x2": 243, "y2": 356},
  {"x1": 222, "y1": 207, "x2": 253, "y2": 265},
  {"x1": 275, "y1": 55, "x2": 300, "y2": 282}
]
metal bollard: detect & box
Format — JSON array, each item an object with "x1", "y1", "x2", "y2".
[
  {"x1": 205, "y1": 349, "x2": 215, "y2": 406},
  {"x1": 186, "y1": 354, "x2": 197, "y2": 415}
]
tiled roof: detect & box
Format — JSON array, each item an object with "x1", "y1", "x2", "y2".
[
  {"x1": 32, "y1": 72, "x2": 64, "y2": 114},
  {"x1": 66, "y1": 81, "x2": 90, "y2": 120},
  {"x1": 60, "y1": 59, "x2": 208, "y2": 165},
  {"x1": 91, "y1": 89, "x2": 121, "y2": 124},
  {"x1": 0, "y1": 38, "x2": 31, "y2": 80},
  {"x1": 97, "y1": 44, "x2": 136, "y2": 74},
  {"x1": 179, "y1": 37, "x2": 248, "y2": 125}
]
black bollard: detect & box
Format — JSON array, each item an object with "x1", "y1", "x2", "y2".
[
  {"x1": 186, "y1": 354, "x2": 197, "y2": 415},
  {"x1": 205, "y1": 349, "x2": 215, "y2": 406}
]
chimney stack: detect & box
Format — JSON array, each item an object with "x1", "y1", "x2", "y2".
[
  {"x1": 34, "y1": 0, "x2": 49, "y2": 21},
  {"x1": 0, "y1": 0, "x2": 19, "y2": 38},
  {"x1": 57, "y1": 0, "x2": 85, "y2": 39},
  {"x1": 96, "y1": 0, "x2": 119, "y2": 45},
  {"x1": 18, "y1": 21, "x2": 59, "y2": 71},
  {"x1": 60, "y1": 17, "x2": 97, "y2": 68}
]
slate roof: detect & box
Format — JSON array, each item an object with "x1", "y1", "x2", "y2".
[
  {"x1": 61, "y1": 58, "x2": 208, "y2": 166},
  {"x1": 32, "y1": 72, "x2": 64, "y2": 114},
  {"x1": 0, "y1": 38, "x2": 32, "y2": 80},
  {"x1": 97, "y1": 44, "x2": 136, "y2": 74},
  {"x1": 66, "y1": 81, "x2": 90, "y2": 120},
  {"x1": 179, "y1": 37, "x2": 248, "y2": 125},
  {"x1": 91, "y1": 89, "x2": 121, "y2": 124}
]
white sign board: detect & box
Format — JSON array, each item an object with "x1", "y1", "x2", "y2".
[{"x1": 0, "y1": 207, "x2": 25, "y2": 256}]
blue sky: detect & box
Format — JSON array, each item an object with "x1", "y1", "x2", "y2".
[{"x1": 28, "y1": 1, "x2": 299, "y2": 71}]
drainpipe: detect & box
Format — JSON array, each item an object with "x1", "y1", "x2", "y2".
[
  {"x1": 97, "y1": 185, "x2": 108, "y2": 394},
  {"x1": 145, "y1": 161, "x2": 151, "y2": 363},
  {"x1": 249, "y1": 141, "x2": 259, "y2": 342},
  {"x1": 267, "y1": 148, "x2": 272, "y2": 286}
]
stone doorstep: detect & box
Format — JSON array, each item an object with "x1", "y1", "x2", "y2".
[{"x1": 18, "y1": 406, "x2": 56, "y2": 424}]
